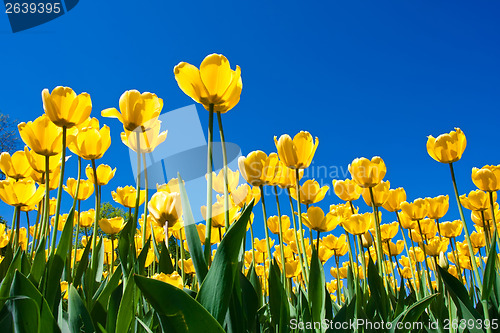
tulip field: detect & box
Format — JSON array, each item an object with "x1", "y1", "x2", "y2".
[{"x1": 0, "y1": 54, "x2": 499, "y2": 333}]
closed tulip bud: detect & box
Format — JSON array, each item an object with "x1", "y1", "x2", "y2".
[
  {"x1": 409, "y1": 247, "x2": 425, "y2": 263},
  {"x1": 18, "y1": 115, "x2": 63, "y2": 156},
  {"x1": 0, "y1": 179, "x2": 45, "y2": 207},
  {"x1": 423, "y1": 238, "x2": 449, "y2": 257},
  {"x1": 121, "y1": 118, "x2": 167, "y2": 153},
  {"x1": 348, "y1": 156, "x2": 386, "y2": 188},
  {"x1": 379, "y1": 222, "x2": 399, "y2": 241},
  {"x1": 274, "y1": 131, "x2": 318, "y2": 169},
  {"x1": 332, "y1": 179, "x2": 362, "y2": 202},
  {"x1": 267, "y1": 215, "x2": 291, "y2": 235},
  {"x1": 148, "y1": 191, "x2": 182, "y2": 229},
  {"x1": 238, "y1": 151, "x2": 267, "y2": 186},
  {"x1": 470, "y1": 231, "x2": 486, "y2": 249},
  {"x1": 301, "y1": 206, "x2": 339, "y2": 233},
  {"x1": 85, "y1": 164, "x2": 116, "y2": 186},
  {"x1": 112, "y1": 186, "x2": 146, "y2": 208},
  {"x1": 102, "y1": 90, "x2": 163, "y2": 131},
  {"x1": 42, "y1": 86, "x2": 92, "y2": 128},
  {"x1": 343, "y1": 212, "x2": 375, "y2": 236},
  {"x1": 382, "y1": 187, "x2": 406, "y2": 212},
  {"x1": 152, "y1": 271, "x2": 183, "y2": 289},
  {"x1": 440, "y1": 220, "x2": 463, "y2": 238},
  {"x1": 460, "y1": 190, "x2": 495, "y2": 211},
  {"x1": 400, "y1": 198, "x2": 429, "y2": 221},
  {"x1": 425, "y1": 195, "x2": 449, "y2": 219},
  {"x1": 99, "y1": 217, "x2": 125, "y2": 235},
  {"x1": 63, "y1": 178, "x2": 94, "y2": 201},
  {"x1": 254, "y1": 238, "x2": 274, "y2": 254},
  {"x1": 208, "y1": 168, "x2": 239, "y2": 194},
  {"x1": 0, "y1": 151, "x2": 33, "y2": 180},
  {"x1": 290, "y1": 179, "x2": 329, "y2": 205},
  {"x1": 361, "y1": 231, "x2": 373, "y2": 248},
  {"x1": 67, "y1": 118, "x2": 111, "y2": 160},
  {"x1": 79, "y1": 209, "x2": 95, "y2": 228},
  {"x1": 174, "y1": 54, "x2": 242, "y2": 113},
  {"x1": 471, "y1": 165, "x2": 500, "y2": 192},
  {"x1": 426, "y1": 128, "x2": 466, "y2": 163},
  {"x1": 362, "y1": 180, "x2": 390, "y2": 207}
]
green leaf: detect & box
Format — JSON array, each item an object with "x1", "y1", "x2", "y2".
[
  {"x1": 91, "y1": 265, "x2": 122, "y2": 328},
  {"x1": 0, "y1": 248, "x2": 22, "y2": 308},
  {"x1": 308, "y1": 247, "x2": 326, "y2": 326},
  {"x1": 6, "y1": 296, "x2": 39, "y2": 333},
  {"x1": 73, "y1": 234, "x2": 92, "y2": 288},
  {"x1": 196, "y1": 201, "x2": 254, "y2": 325},
  {"x1": 68, "y1": 284, "x2": 95, "y2": 332},
  {"x1": 158, "y1": 241, "x2": 174, "y2": 274},
  {"x1": 482, "y1": 232, "x2": 497, "y2": 301},
  {"x1": 177, "y1": 173, "x2": 208, "y2": 282},
  {"x1": 389, "y1": 293, "x2": 438, "y2": 333},
  {"x1": 238, "y1": 271, "x2": 259, "y2": 332},
  {"x1": 105, "y1": 284, "x2": 122, "y2": 333},
  {"x1": 29, "y1": 238, "x2": 46, "y2": 286},
  {"x1": 134, "y1": 275, "x2": 225, "y2": 332},
  {"x1": 10, "y1": 270, "x2": 60, "y2": 333},
  {"x1": 115, "y1": 274, "x2": 136, "y2": 333},
  {"x1": 268, "y1": 260, "x2": 290, "y2": 333},
  {"x1": 366, "y1": 256, "x2": 389, "y2": 319}
]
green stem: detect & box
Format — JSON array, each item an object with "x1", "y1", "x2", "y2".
[
  {"x1": 274, "y1": 186, "x2": 287, "y2": 284},
  {"x1": 204, "y1": 105, "x2": 214, "y2": 264},
  {"x1": 30, "y1": 201, "x2": 42, "y2": 255},
  {"x1": 287, "y1": 189, "x2": 307, "y2": 287},
  {"x1": 180, "y1": 231, "x2": 185, "y2": 285},
  {"x1": 449, "y1": 163, "x2": 482, "y2": 289},
  {"x1": 72, "y1": 200, "x2": 81, "y2": 277},
  {"x1": 368, "y1": 187, "x2": 386, "y2": 282},
  {"x1": 416, "y1": 220, "x2": 433, "y2": 291},
  {"x1": 295, "y1": 169, "x2": 310, "y2": 282},
  {"x1": 488, "y1": 191, "x2": 499, "y2": 252},
  {"x1": 260, "y1": 185, "x2": 272, "y2": 266},
  {"x1": 142, "y1": 153, "x2": 149, "y2": 248},
  {"x1": 216, "y1": 112, "x2": 230, "y2": 230},
  {"x1": 90, "y1": 159, "x2": 101, "y2": 269},
  {"x1": 50, "y1": 126, "x2": 67, "y2": 255},
  {"x1": 13, "y1": 206, "x2": 20, "y2": 250},
  {"x1": 133, "y1": 132, "x2": 142, "y2": 224},
  {"x1": 42, "y1": 156, "x2": 50, "y2": 249},
  {"x1": 395, "y1": 211, "x2": 418, "y2": 296}
]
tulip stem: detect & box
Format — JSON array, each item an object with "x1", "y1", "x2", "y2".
[
  {"x1": 448, "y1": 163, "x2": 482, "y2": 289},
  {"x1": 142, "y1": 153, "x2": 149, "y2": 248},
  {"x1": 395, "y1": 211, "x2": 418, "y2": 296},
  {"x1": 42, "y1": 156, "x2": 51, "y2": 250},
  {"x1": 204, "y1": 105, "x2": 214, "y2": 264},
  {"x1": 216, "y1": 112, "x2": 231, "y2": 230},
  {"x1": 274, "y1": 186, "x2": 287, "y2": 285},
  {"x1": 13, "y1": 206, "x2": 20, "y2": 250},
  {"x1": 72, "y1": 200, "x2": 81, "y2": 278},
  {"x1": 488, "y1": 191, "x2": 500, "y2": 253},
  {"x1": 287, "y1": 188, "x2": 307, "y2": 287},
  {"x1": 111, "y1": 235, "x2": 115, "y2": 274},
  {"x1": 180, "y1": 231, "x2": 185, "y2": 285},
  {"x1": 259, "y1": 186, "x2": 272, "y2": 270},
  {"x1": 50, "y1": 126, "x2": 67, "y2": 256},
  {"x1": 368, "y1": 187, "x2": 387, "y2": 284},
  {"x1": 90, "y1": 159, "x2": 101, "y2": 270},
  {"x1": 133, "y1": 132, "x2": 142, "y2": 225},
  {"x1": 30, "y1": 201, "x2": 42, "y2": 255},
  {"x1": 295, "y1": 169, "x2": 310, "y2": 282},
  {"x1": 249, "y1": 221, "x2": 256, "y2": 268}
]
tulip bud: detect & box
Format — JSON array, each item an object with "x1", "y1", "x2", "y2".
[{"x1": 439, "y1": 252, "x2": 449, "y2": 270}]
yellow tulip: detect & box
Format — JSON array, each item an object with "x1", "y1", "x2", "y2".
[
  {"x1": 42, "y1": 86, "x2": 92, "y2": 128},
  {"x1": 400, "y1": 198, "x2": 429, "y2": 221},
  {"x1": 30, "y1": 167, "x2": 61, "y2": 190},
  {"x1": 112, "y1": 186, "x2": 146, "y2": 208},
  {"x1": 470, "y1": 231, "x2": 486, "y2": 249},
  {"x1": 426, "y1": 127, "x2": 466, "y2": 163},
  {"x1": 85, "y1": 164, "x2": 116, "y2": 186},
  {"x1": 322, "y1": 234, "x2": 347, "y2": 253},
  {"x1": 254, "y1": 238, "x2": 274, "y2": 253},
  {"x1": 178, "y1": 258, "x2": 195, "y2": 274},
  {"x1": 414, "y1": 218, "x2": 438, "y2": 240},
  {"x1": 332, "y1": 179, "x2": 362, "y2": 202},
  {"x1": 361, "y1": 180, "x2": 390, "y2": 207},
  {"x1": 99, "y1": 217, "x2": 125, "y2": 235},
  {"x1": 120, "y1": 118, "x2": 167, "y2": 153},
  {"x1": 201, "y1": 198, "x2": 240, "y2": 228},
  {"x1": 60, "y1": 281, "x2": 69, "y2": 300},
  {"x1": 67, "y1": 118, "x2": 111, "y2": 160},
  {"x1": 343, "y1": 212, "x2": 374, "y2": 235},
  {"x1": 440, "y1": 220, "x2": 463, "y2": 238},
  {"x1": 348, "y1": 156, "x2": 386, "y2": 188},
  {"x1": 274, "y1": 131, "x2": 318, "y2": 169},
  {"x1": 460, "y1": 190, "x2": 495, "y2": 211},
  {"x1": 267, "y1": 215, "x2": 291, "y2": 235},
  {"x1": 18, "y1": 114, "x2": 63, "y2": 156},
  {"x1": 209, "y1": 168, "x2": 239, "y2": 194},
  {"x1": 398, "y1": 211, "x2": 417, "y2": 229},
  {"x1": 79, "y1": 209, "x2": 95, "y2": 228},
  {"x1": 285, "y1": 260, "x2": 301, "y2": 278},
  {"x1": 423, "y1": 238, "x2": 449, "y2": 257},
  {"x1": 260, "y1": 153, "x2": 281, "y2": 185},
  {"x1": 318, "y1": 246, "x2": 335, "y2": 263},
  {"x1": 148, "y1": 191, "x2": 182, "y2": 229},
  {"x1": 139, "y1": 214, "x2": 165, "y2": 243},
  {"x1": 238, "y1": 151, "x2": 267, "y2": 186},
  {"x1": 471, "y1": 204, "x2": 500, "y2": 227},
  {"x1": 383, "y1": 240, "x2": 404, "y2": 256},
  {"x1": 425, "y1": 195, "x2": 449, "y2": 220},
  {"x1": 63, "y1": 178, "x2": 94, "y2": 201},
  {"x1": 24, "y1": 147, "x2": 61, "y2": 174},
  {"x1": 0, "y1": 151, "x2": 33, "y2": 180},
  {"x1": 157, "y1": 178, "x2": 184, "y2": 194},
  {"x1": 290, "y1": 179, "x2": 329, "y2": 205},
  {"x1": 471, "y1": 165, "x2": 500, "y2": 192},
  {"x1": 231, "y1": 184, "x2": 261, "y2": 208},
  {"x1": 301, "y1": 206, "x2": 339, "y2": 233},
  {"x1": 0, "y1": 179, "x2": 45, "y2": 207},
  {"x1": 152, "y1": 271, "x2": 183, "y2": 289},
  {"x1": 409, "y1": 247, "x2": 425, "y2": 263},
  {"x1": 51, "y1": 212, "x2": 76, "y2": 231},
  {"x1": 174, "y1": 54, "x2": 242, "y2": 113},
  {"x1": 379, "y1": 222, "x2": 399, "y2": 241},
  {"x1": 382, "y1": 187, "x2": 407, "y2": 212},
  {"x1": 361, "y1": 231, "x2": 373, "y2": 248},
  {"x1": 276, "y1": 166, "x2": 303, "y2": 189},
  {"x1": 102, "y1": 90, "x2": 163, "y2": 131}
]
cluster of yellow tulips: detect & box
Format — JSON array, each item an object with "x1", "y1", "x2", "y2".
[{"x1": 0, "y1": 53, "x2": 498, "y2": 333}]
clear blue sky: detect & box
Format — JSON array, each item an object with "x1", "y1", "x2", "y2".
[{"x1": 1, "y1": 1, "x2": 499, "y2": 280}]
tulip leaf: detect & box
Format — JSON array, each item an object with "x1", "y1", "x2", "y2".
[
  {"x1": 10, "y1": 270, "x2": 60, "y2": 333},
  {"x1": 177, "y1": 173, "x2": 208, "y2": 282},
  {"x1": 105, "y1": 284, "x2": 122, "y2": 333},
  {"x1": 134, "y1": 274, "x2": 225, "y2": 332},
  {"x1": 0, "y1": 243, "x2": 13, "y2": 281},
  {"x1": 29, "y1": 238, "x2": 46, "y2": 286},
  {"x1": 137, "y1": 237, "x2": 151, "y2": 274},
  {"x1": 5, "y1": 295, "x2": 39, "y2": 333},
  {"x1": 0, "y1": 248, "x2": 22, "y2": 308},
  {"x1": 366, "y1": 256, "x2": 389, "y2": 319},
  {"x1": 196, "y1": 200, "x2": 254, "y2": 325},
  {"x1": 90, "y1": 265, "x2": 122, "y2": 328},
  {"x1": 482, "y1": 232, "x2": 497, "y2": 301},
  {"x1": 68, "y1": 284, "x2": 95, "y2": 333},
  {"x1": 238, "y1": 271, "x2": 259, "y2": 332},
  {"x1": 308, "y1": 247, "x2": 326, "y2": 325},
  {"x1": 73, "y1": 234, "x2": 92, "y2": 288},
  {"x1": 268, "y1": 260, "x2": 290, "y2": 333},
  {"x1": 388, "y1": 293, "x2": 438, "y2": 333},
  {"x1": 158, "y1": 240, "x2": 174, "y2": 274},
  {"x1": 116, "y1": 275, "x2": 135, "y2": 333}
]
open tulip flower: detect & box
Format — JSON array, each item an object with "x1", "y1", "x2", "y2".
[
  {"x1": 423, "y1": 238, "x2": 449, "y2": 257},
  {"x1": 471, "y1": 165, "x2": 500, "y2": 192},
  {"x1": 343, "y1": 212, "x2": 374, "y2": 236},
  {"x1": 382, "y1": 187, "x2": 407, "y2": 212},
  {"x1": 460, "y1": 190, "x2": 496, "y2": 211},
  {"x1": 361, "y1": 180, "x2": 390, "y2": 207},
  {"x1": 426, "y1": 127, "x2": 467, "y2": 163},
  {"x1": 99, "y1": 217, "x2": 125, "y2": 235},
  {"x1": 0, "y1": 151, "x2": 33, "y2": 180},
  {"x1": 148, "y1": 191, "x2": 183, "y2": 229},
  {"x1": 267, "y1": 215, "x2": 291, "y2": 235},
  {"x1": 301, "y1": 206, "x2": 339, "y2": 233},
  {"x1": 85, "y1": 164, "x2": 116, "y2": 186},
  {"x1": 18, "y1": 114, "x2": 63, "y2": 156},
  {"x1": 274, "y1": 131, "x2": 318, "y2": 169},
  {"x1": 348, "y1": 156, "x2": 386, "y2": 188},
  {"x1": 174, "y1": 54, "x2": 242, "y2": 113},
  {"x1": 400, "y1": 198, "x2": 429, "y2": 221},
  {"x1": 440, "y1": 220, "x2": 463, "y2": 238},
  {"x1": 0, "y1": 179, "x2": 45, "y2": 207},
  {"x1": 209, "y1": 168, "x2": 240, "y2": 194},
  {"x1": 42, "y1": 86, "x2": 92, "y2": 128},
  {"x1": 67, "y1": 118, "x2": 111, "y2": 160},
  {"x1": 63, "y1": 178, "x2": 94, "y2": 201},
  {"x1": 23, "y1": 147, "x2": 61, "y2": 174},
  {"x1": 290, "y1": 179, "x2": 329, "y2": 205},
  {"x1": 112, "y1": 186, "x2": 146, "y2": 208},
  {"x1": 120, "y1": 118, "x2": 167, "y2": 153},
  {"x1": 102, "y1": 89, "x2": 163, "y2": 132},
  {"x1": 238, "y1": 150, "x2": 268, "y2": 186},
  {"x1": 332, "y1": 179, "x2": 362, "y2": 202}
]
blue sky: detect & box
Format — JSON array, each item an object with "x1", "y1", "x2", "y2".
[{"x1": 1, "y1": 1, "x2": 499, "y2": 280}]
